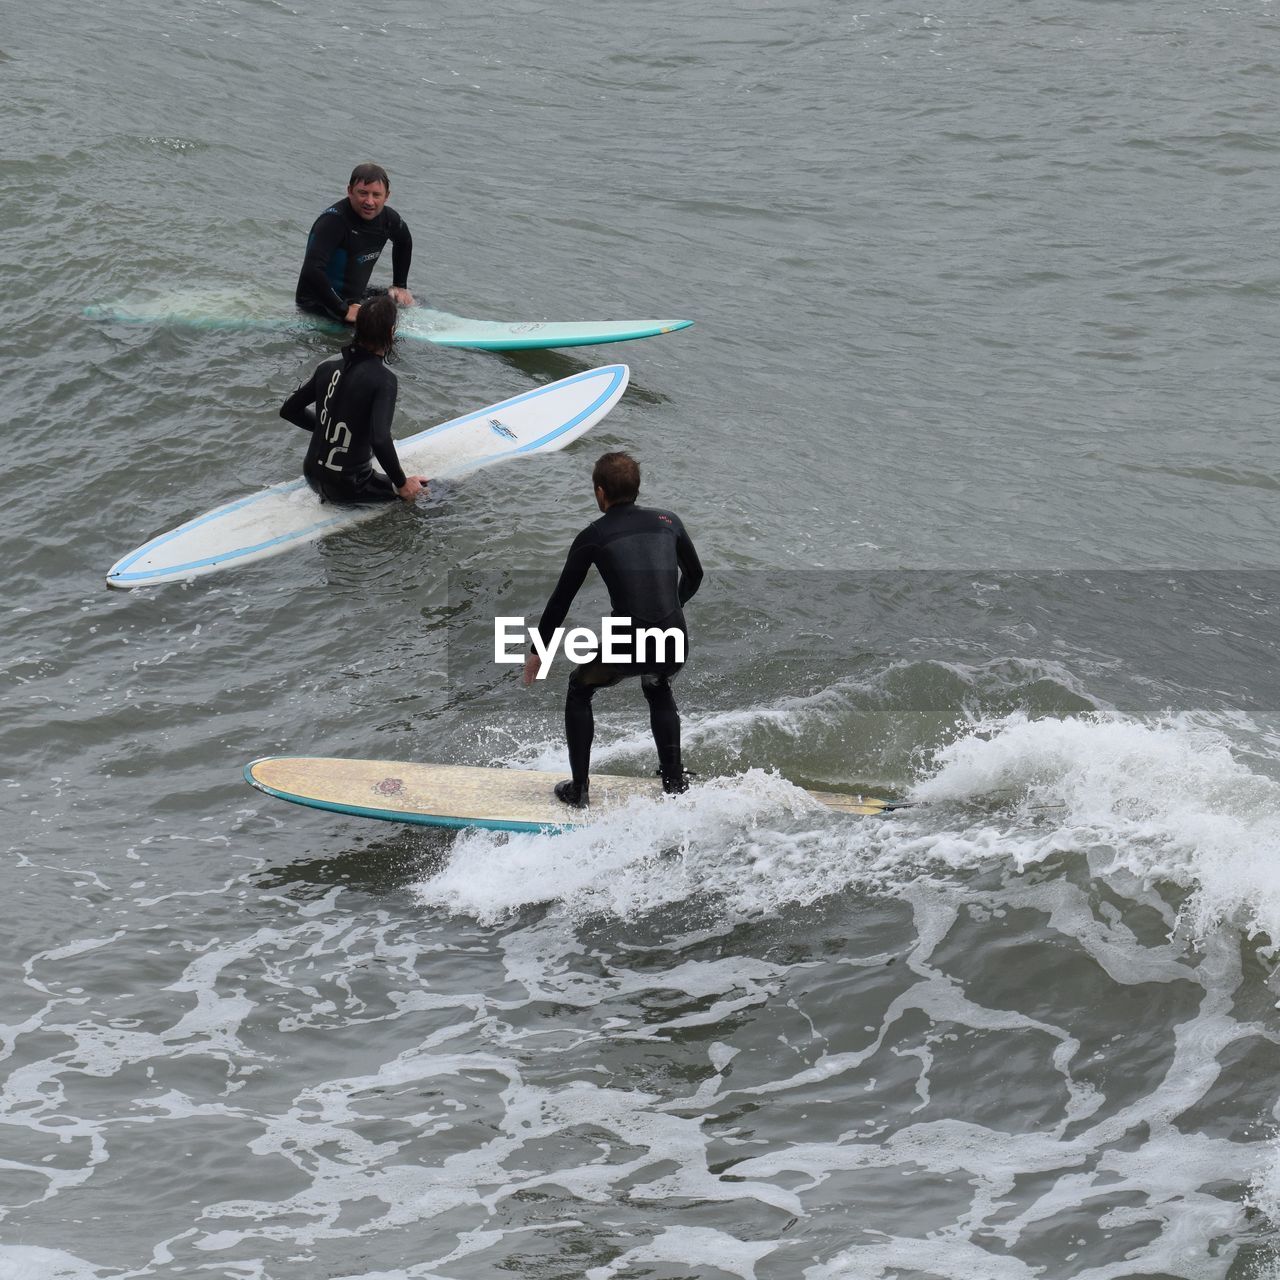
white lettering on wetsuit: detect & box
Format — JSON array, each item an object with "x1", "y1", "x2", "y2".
[{"x1": 318, "y1": 367, "x2": 353, "y2": 472}]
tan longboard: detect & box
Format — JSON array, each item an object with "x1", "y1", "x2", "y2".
[{"x1": 245, "y1": 757, "x2": 905, "y2": 834}]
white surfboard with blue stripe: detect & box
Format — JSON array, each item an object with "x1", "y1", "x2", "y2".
[{"x1": 107, "y1": 364, "x2": 629, "y2": 589}]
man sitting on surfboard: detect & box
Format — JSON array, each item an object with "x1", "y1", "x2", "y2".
[
  {"x1": 295, "y1": 163, "x2": 415, "y2": 324},
  {"x1": 523, "y1": 452, "x2": 703, "y2": 808},
  {"x1": 279, "y1": 295, "x2": 428, "y2": 505}
]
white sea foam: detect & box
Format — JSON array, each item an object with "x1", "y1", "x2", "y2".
[
  {"x1": 412, "y1": 769, "x2": 901, "y2": 926},
  {"x1": 583, "y1": 1226, "x2": 779, "y2": 1280},
  {"x1": 913, "y1": 711, "x2": 1280, "y2": 943},
  {"x1": 0, "y1": 1245, "x2": 104, "y2": 1280},
  {"x1": 425, "y1": 707, "x2": 1280, "y2": 953}
]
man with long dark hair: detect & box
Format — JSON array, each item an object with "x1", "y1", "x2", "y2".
[
  {"x1": 279, "y1": 296, "x2": 428, "y2": 505},
  {"x1": 523, "y1": 452, "x2": 703, "y2": 807},
  {"x1": 295, "y1": 163, "x2": 415, "y2": 324}
]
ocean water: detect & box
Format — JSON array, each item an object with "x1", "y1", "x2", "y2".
[{"x1": 2, "y1": 1, "x2": 1279, "y2": 1277}]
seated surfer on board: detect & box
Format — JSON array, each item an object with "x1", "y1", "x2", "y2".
[
  {"x1": 523, "y1": 452, "x2": 704, "y2": 808},
  {"x1": 279, "y1": 295, "x2": 428, "y2": 505},
  {"x1": 295, "y1": 163, "x2": 415, "y2": 324}
]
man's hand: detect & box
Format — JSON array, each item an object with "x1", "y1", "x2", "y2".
[
  {"x1": 344, "y1": 302, "x2": 361, "y2": 323},
  {"x1": 389, "y1": 286, "x2": 415, "y2": 307},
  {"x1": 522, "y1": 652, "x2": 542, "y2": 686},
  {"x1": 396, "y1": 476, "x2": 428, "y2": 501}
]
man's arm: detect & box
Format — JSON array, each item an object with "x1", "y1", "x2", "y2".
[
  {"x1": 279, "y1": 374, "x2": 318, "y2": 431},
  {"x1": 365, "y1": 379, "x2": 427, "y2": 499},
  {"x1": 533, "y1": 530, "x2": 596, "y2": 645},
  {"x1": 367, "y1": 379, "x2": 408, "y2": 489},
  {"x1": 296, "y1": 211, "x2": 351, "y2": 322},
  {"x1": 389, "y1": 211, "x2": 413, "y2": 303},
  {"x1": 676, "y1": 518, "x2": 703, "y2": 605},
  {"x1": 522, "y1": 531, "x2": 594, "y2": 684},
  {"x1": 522, "y1": 529, "x2": 597, "y2": 683}
]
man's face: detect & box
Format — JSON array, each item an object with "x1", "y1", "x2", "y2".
[{"x1": 347, "y1": 180, "x2": 389, "y2": 221}]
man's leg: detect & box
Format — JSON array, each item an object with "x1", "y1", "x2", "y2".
[
  {"x1": 642, "y1": 667, "x2": 687, "y2": 793},
  {"x1": 339, "y1": 470, "x2": 400, "y2": 505},
  {"x1": 306, "y1": 469, "x2": 399, "y2": 506},
  {"x1": 564, "y1": 677, "x2": 597, "y2": 790},
  {"x1": 556, "y1": 659, "x2": 625, "y2": 807}
]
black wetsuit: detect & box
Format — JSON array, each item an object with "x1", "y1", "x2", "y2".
[
  {"x1": 534, "y1": 502, "x2": 704, "y2": 788},
  {"x1": 295, "y1": 199, "x2": 413, "y2": 323},
  {"x1": 279, "y1": 346, "x2": 406, "y2": 505}
]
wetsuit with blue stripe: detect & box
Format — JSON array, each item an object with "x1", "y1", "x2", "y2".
[
  {"x1": 295, "y1": 199, "x2": 413, "y2": 323},
  {"x1": 279, "y1": 346, "x2": 406, "y2": 505},
  {"x1": 534, "y1": 501, "x2": 704, "y2": 790}
]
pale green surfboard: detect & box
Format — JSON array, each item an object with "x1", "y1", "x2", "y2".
[
  {"x1": 244, "y1": 756, "x2": 907, "y2": 834},
  {"x1": 85, "y1": 290, "x2": 692, "y2": 352}
]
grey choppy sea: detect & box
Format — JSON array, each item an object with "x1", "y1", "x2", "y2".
[{"x1": 3, "y1": 2, "x2": 1280, "y2": 1277}]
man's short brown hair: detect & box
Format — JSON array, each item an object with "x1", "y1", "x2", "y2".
[
  {"x1": 348, "y1": 163, "x2": 390, "y2": 190},
  {"x1": 592, "y1": 452, "x2": 640, "y2": 504}
]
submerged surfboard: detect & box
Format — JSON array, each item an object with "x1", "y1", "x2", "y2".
[
  {"x1": 244, "y1": 756, "x2": 906, "y2": 834},
  {"x1": 107, "y1": 363, "x2": 628, "y2": 589},
  {"x1": 86, "y1": 293, "x2": 692, "y2": 351}
]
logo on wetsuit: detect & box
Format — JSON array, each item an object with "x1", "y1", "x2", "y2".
[{"x1": 318, "y1": 368, "x2": 351, "y2": 472}]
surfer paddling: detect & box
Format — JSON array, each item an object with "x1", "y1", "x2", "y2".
[
  {"x1": 523, "y1": 452, "x2": 703, "y2": 808},
  {"x1": 279, "y1": 295, "x2": 428, "y2": 505},
  {"x1": 295, "y1": 163, "x2": 415, "y2": 324}
]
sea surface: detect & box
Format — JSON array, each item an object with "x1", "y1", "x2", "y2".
[{"x1": 2, "y1": 1, "x2": 1279, "y2": 1277}]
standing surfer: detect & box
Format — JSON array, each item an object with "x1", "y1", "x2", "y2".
[
  {"x1": 295, "y1": 163, "x2": 415, "y2": 324},
  {"x1": 279, "y1": 295, "x2": 427, "y2": 505},
  {"x1": 523, "y1": 452, "x2": 703, "y2": 808}
]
